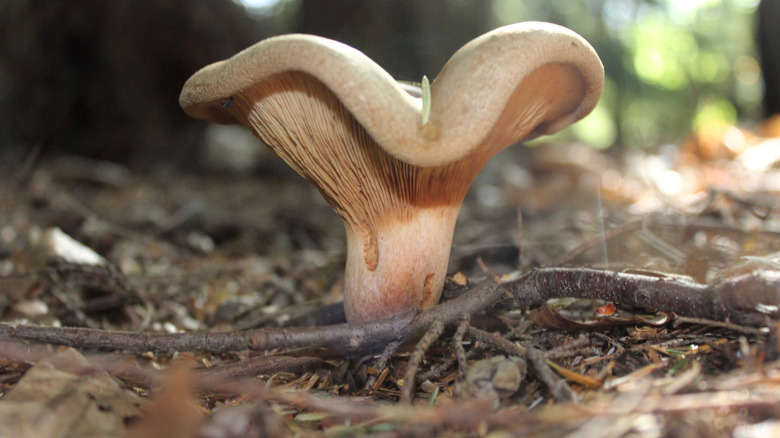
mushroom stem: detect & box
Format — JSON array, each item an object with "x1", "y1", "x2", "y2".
[{"x1": 343, "y1": 205, "x2": 459, "y2": 321}]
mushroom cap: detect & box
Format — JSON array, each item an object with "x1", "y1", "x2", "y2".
[{"x1": 180, "y1": 21, "x2": 604, "y2": 168}]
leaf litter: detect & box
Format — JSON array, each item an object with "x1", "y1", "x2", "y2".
[{"x1": 1, "y1": 125, "x2": 780, "y2": 436}]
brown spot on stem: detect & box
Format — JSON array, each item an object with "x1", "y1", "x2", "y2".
[
  {"x1": 422, "y1": 273, "x2": 435, "y2": 305},
  {"x1": 363, "y1": 230, "x2": 379, "y2": 271}
]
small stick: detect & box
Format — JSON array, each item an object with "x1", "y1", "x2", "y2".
[
  {"x1": 467, "y1": 326, "x2": 525, "y2": 356},
  {"x1": 453, "y1": 318, "x2": 470, "y2": 379},
  {"x1": 365, "y1": 340, "x2": 402, "y2": 390},
  {"x1": 400, "y1": 319, "x2": 444, "y2": 404},
  {"x1": 673, "y1": 316, "x2": 769, "y2": 335},
  {"x1": 590, "y1": 332, "x2": 625, "y2": 354},
  {"x1": 541, "y1": 335, "x2": 592, "y2": 359},
  {"x1": 527, "y1": 346, "x2": 577, "y2": 403},
  {"x1": 416, "y1": 356, "x2": 456, "y2": 384}
]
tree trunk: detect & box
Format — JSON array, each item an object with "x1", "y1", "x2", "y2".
[{"x1": 759, "y1": 0, "x2": 780, "y2": 116}]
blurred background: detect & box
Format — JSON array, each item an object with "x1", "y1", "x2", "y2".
[{"x1": 0, "y1": 0, "x2": 773, "y2": 171}]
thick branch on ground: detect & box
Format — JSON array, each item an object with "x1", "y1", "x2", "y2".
[
  {"x1": 0, "y1": 278, "x2": 503, "y2": 355},
  {"x1": 0, "y1": 267, "x2": 777, "y2": 355},
  {"x1": 507, "y1": 268, "x2": 780, "y2": 327}
]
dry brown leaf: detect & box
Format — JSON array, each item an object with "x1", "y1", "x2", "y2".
[
  {"x1": 546, "y1": 360, "x2": 603, "y2": 389},
  {"x1": 0, "y1": 348, "x2": 143, "y2": 438},
  {"x1": 127, "y1": 363, "x2": 205, "y2": 438}
]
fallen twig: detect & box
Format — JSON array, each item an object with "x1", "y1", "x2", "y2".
[
  {"x1": 1, "y1": 267, "x2": 777, "y2": 357},
  {"x1": 365, "y1": 340, "x2": 403, "y2": 391},
  {"x1": 467, "y1": 326, "x2": 526, "y2": 356},
  {"x1": 453, "y1": 318, "x2": 470, "y2": 379},
  {"x1": 507, "y1": 268, "x2": 780, "y2": 327},
  {"x1": 527, "y1": 346, "x2": 577, "y2": 403},
  {"x1": 673, "y1": 315, "x2": 769, "y2": 335},
  {"x1": 0, "y1": 278, "x2": 503, "y2": 354},
  {"x1": 400, "y1": 319, "x2": 444, "y2": 403}
]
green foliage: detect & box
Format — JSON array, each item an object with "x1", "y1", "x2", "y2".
[
  {"x1": 237, "y1": 0, "x2": 762, "y2": 149},
  {"x1": 491, "y1": 0, "x2": 762, "y2": 149}
]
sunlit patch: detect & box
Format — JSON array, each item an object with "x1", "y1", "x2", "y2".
[
  {"x1": 722, "y1": 126, "x2": 747, "y2": 155},
  {"x1": 233, "y1": 0, "x2": 284, "y2": 16},
  {"x1": 643, "y1": 155, "x2": 684, "y2": 196},
  {"x1": 738, "y1": 139, "x2": 780, "y2": 172}
]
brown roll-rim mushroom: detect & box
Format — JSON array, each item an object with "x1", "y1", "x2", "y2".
[{"x1": 180, "y1": 22, "x2": 604, "y2": 322}]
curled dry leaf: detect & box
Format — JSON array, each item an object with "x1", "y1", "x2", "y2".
[{"x1": 530, "y1": 304, "x2": 670, "y2": 331}]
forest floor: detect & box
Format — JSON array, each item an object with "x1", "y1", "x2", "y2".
[{"x1": 1, "y1": 124, "x2": 780, "y2": 437}]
